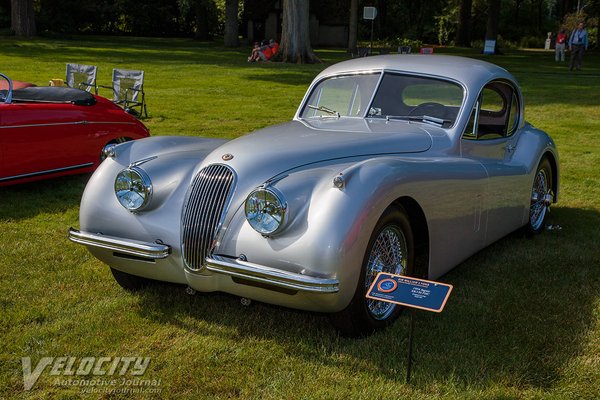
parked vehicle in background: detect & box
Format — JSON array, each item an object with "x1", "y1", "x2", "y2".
[
  {"x1": 0, "y1": 73, "x2": 150, "y2": 186},
  {"x1": 69, "y1": 55, "x2": 559, "y2": 336}
]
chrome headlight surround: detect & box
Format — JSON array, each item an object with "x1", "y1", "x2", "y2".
[
  {"x1": 244, "y1": 187, "x2": 287, "y2": 236},
  {"x1": 114, "y1": 167, "x2": 153, "y2": 212}
]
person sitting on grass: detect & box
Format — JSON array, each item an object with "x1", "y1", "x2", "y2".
[
  {"x1": 268, "y1": 39, "x2": 279, "y2": 58},
  {"x1": 257, "y1": 39, "x2": 273, "y2": 61},
  {"x1": 247, "y1": 42, "x2": 261, "y2": 62},
  {"x1": 248, "y1": 39, "x2": 279, "y2": 62}
]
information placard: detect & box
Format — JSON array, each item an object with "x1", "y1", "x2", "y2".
[
  {"x1": 483, "y1": 40, "x2": 496, "y2": 55},
  {"x1": 366, "y1": 273, "x2": 453, "y2": 313}
]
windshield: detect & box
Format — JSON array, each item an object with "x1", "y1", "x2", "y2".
[
  {"x1": 300, "y1": 73, "x2": 380, "y2": 119},
  {"x1": 300, "y1": 72, "x2": 464, "y2": 129}
]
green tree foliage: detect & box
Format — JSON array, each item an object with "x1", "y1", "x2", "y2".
[{"x1": 0, "y1": 0, "x2": 597, "y2": 49}]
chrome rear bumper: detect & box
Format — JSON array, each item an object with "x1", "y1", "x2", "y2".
[
  {"x1": 68, "y1": 228, "x2": 171, "y2": 260},
  {"x1": 206, "y1": 255, "x2": 339, "y2": 293}
]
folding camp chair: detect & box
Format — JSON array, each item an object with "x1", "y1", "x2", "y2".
[
  {"x1": 65, "y1": 63, "x2": 98, "y2": 93},
  {"x1": 104, "y1": 69, "x2": 148, "y2": 118}
]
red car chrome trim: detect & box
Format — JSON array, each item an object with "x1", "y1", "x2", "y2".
[
  {"x1": 0, "y1": 162, "x2": 94, "y2": 182},
  {"x1": 0, "y1": 121, "x2": 139, "y2": 129}
]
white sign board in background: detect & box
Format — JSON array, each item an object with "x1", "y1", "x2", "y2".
[
  {"x1": 363, "y1": 7, "x2": 377, "y2": 20},
  {"x1": 483, "y1": 40, "x2": 496, "y2": 55}
]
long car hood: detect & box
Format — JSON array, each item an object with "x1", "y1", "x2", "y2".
[{"x1": 200, "y1": 118, "x2": 432, "y2": 185}]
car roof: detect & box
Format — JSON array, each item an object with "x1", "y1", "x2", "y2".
[{"x1": 315, "y1": 55, "x2": 516, "y2": 88}]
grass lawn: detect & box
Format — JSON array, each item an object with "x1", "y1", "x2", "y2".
[{"x1": 1, "y1": 36, "x2": 599, "y2": 399}]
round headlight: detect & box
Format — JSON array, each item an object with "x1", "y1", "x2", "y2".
[
  {"x1": 114, "y1": 167, "x2": 152, "y2": 211},
  {"x1": 245, "y1": 187, "x2": 287, "y2": 235}
]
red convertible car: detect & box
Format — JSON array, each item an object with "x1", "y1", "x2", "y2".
[{"x1": 0, "y1": 73, "x2": 150, "y2": 186}]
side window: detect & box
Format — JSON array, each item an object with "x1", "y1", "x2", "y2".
[
  {"x1": 463, "y1": 81, "x2": 520, "y2": 140},
  {"x1": 506, "y1": 91, "x2": 519, "y2": 135}
]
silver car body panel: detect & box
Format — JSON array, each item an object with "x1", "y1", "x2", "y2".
[{"x1": 71, "y1": 55, "x2": 559, "y2": 313}]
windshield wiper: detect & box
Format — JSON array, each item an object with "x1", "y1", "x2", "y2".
[
  {"x1": 307, "y1": 104, "x2": 340, "y2": 118},
  {"x1": 384, "y1": 114, "x2": 449, "y2": 127}
]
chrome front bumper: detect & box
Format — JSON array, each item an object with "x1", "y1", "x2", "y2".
[
  {"x1": 68, "y1": 228, "x2": 171, "y2": 260},
  {"x1": 69, "y1": 229, "x2": 339, "y2": 294},
  {"x1": 206, "y1": 255, "x2": 339, "y2": 293}
]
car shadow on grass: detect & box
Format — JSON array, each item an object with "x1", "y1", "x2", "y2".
[
  {"x1": 0, "y1": 174, "x2": 89, "y2": 221},
  {"x1": 132, "y1": 206, "x2": 598, "y2": 390}
]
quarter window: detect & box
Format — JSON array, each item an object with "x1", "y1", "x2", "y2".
[{"x1": 464, "y1": 81, "x2": 520, "y2": 140}]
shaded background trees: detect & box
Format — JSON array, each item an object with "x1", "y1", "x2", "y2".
[
  {"x1": 277, "y1": 0, "x2": 318, "y2": 63},
  {"x1": 10, "y1": 0, "x2": 35, "y2": 37},
  {"x1": 1, "y1": 0, "x2": 598, "y2": 50}
]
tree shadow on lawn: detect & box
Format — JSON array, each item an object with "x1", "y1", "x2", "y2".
[
  {"x1": 243, "y1": 70, "x2": 319, "y2": 87},
  {"x1": 0, "y1": 174, "x2": 89, "y2": 221},
  {"x1": 133, "y1": 206, "x2": 599, "y2": 390},
  {"x1": 0, "y1": 39, "x2": 339, "y2": 73}
]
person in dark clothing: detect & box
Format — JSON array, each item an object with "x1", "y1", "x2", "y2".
[{"x1": 568, "y1": 22, "x2": 589, "y2": 71}]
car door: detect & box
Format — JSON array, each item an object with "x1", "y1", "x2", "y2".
[
  {"x1": 0, "y1": 101, "x2": 92, "y2": 182},
  {"x1": 460, "y1": 80, "x2": 529, "y2": 245}
]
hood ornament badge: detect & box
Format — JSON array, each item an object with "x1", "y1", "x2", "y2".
[{"x1": 222, "y1": 153, "x2": 234, "y2": 161}]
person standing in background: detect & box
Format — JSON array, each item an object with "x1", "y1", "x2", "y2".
[
  {"x1": 568, "y1": 22, "x2": 589, "y2": 71},
  {"x1": 555, "y1": 29, "x2": 567, "y2": 62}
]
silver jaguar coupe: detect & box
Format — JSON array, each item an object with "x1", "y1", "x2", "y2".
[{"x1": 69, "y1": 55, "x2": 559, "y2": 336}]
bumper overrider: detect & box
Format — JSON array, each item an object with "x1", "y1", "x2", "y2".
[{"x1": 68, "y1": 228, "x2": 339, "y2": 294}]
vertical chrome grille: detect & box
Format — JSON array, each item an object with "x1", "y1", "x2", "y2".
[{"x1": 182, "y1": 164, "x2": 235, "y2": 270}]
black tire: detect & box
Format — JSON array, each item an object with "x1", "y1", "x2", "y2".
[
  {"x1": 110, "y1": 267, "x2": 151, "y2": 291},
  {"x1": 527, "y1": 157, "x2": 553, "y2": 235},
  {"x1": 330, "y1": 205, "x2": 414, "y2": 338}
]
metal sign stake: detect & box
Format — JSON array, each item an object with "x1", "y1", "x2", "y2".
[
  {"x1": 370, "y1": 19, "x2": 374, "y2": 56},
  {"x1": 366, "y1": 273, "x2": 453, "y2": 385},
  {"x1": 406, "y1": 309, "x2": 415, "y2": 383}
]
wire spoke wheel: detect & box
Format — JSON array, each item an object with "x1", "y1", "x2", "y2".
[
  {"x1": 330, "y1": 205, "x2": 414, "y2": 337},
  {"x1": 365, "y1": 225, "x2": 408, "y2": 320},
  {"x1": 529, "y1": 158, "x2": 552, "y2": 234},
  {"x1": 530, "y1": 170, "x2": 547, "y2": 230}
]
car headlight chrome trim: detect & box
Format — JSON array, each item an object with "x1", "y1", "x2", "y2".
[
  {"x1": 114, "y1": 166, "x2": 153, "y2": 211},
  {"x1": 244, "y1": 187, "x2": 287, "y2": 236}
]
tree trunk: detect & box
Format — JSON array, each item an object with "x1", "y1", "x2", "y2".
[
  {"x1": 348, "y1": 0, "x2": 358, "y2": 52},
  {"x1": 455, "y1": 0, "x2": 472, "y2": 47},
  {"x1": 485, "y1": 0, "x2": 501, "y2": 52},
  {"x1": 194, "y1": 0, "x2": 213, "y2": 40},
  {"x1": 11, "y1": 0, "x2": 36, "y2": 37},
  {"x1": 277, "y1": 0, "x2": 319, "y2": 63},
  {"x1": 224, "y1": 0, "x2": 239, "y2": 47},
  {"x1": 514, "y1": 0, "x2": 522, "y2": 25}
]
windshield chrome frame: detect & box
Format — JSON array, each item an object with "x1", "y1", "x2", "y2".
[{"x1": 297, "y1": 70, "x2": 383, "y2": 120}]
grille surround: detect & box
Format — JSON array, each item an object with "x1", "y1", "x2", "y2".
[{"x1": 181, "y1": 164, "x2": 236, "y2": 271}]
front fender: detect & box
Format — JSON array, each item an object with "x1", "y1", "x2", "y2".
[
  {"x1": 216, "y1": 155, "x2": 488, "y2": 312},
  {"x1": 78, "y1": 136, "x2": 227, "y2": 281}
]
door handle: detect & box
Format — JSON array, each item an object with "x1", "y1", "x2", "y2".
[{"x1": 505, "y1": 144, "x2": 516, "y2": 153}]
